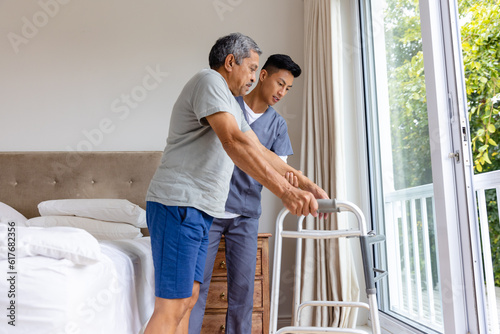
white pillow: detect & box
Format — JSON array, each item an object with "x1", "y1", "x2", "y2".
[
  {"x1": 26, "y1": 216, "x2": 143, "y2": 240},
  {"x1": 38, "y1": 199, "x2": 147, "y2": 228},
  {"x1": 0, "y1": 224, "x2": 102, "y2": 265},
  {"x1": 0, "y1": 202, "x2": 27, "y2": 226}
]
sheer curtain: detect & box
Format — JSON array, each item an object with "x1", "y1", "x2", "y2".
[{"x1": 299, "y1": 0, "x2": 360, "y2": 328}]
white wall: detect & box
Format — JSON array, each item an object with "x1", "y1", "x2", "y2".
[{"x1": 0, "y1": 0, "x2": 304, "y2": 154}]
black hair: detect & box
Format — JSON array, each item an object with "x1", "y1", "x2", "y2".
[
  {"x1": 208, "y1": 33, "x2": 262, "y2": 69},
  {"x1": 262, "y1": 54, "x2": 301, "y2": 78}
]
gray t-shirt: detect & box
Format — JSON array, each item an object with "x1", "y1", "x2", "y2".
[{"x1": 146, "y1": 69, "x2": 251, "y2": 218}]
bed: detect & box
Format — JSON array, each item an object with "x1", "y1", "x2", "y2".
[{"x1": 0, "y1": 151, "x2": 162, "y2": 334}]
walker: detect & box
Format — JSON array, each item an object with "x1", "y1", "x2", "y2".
[{"x1": 269, "y1": 199, "x2": 386, "y2": 334}]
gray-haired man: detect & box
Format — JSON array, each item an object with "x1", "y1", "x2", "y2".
[{"x1": 144, "y1": 33, "x2": 328, "y2": 334}]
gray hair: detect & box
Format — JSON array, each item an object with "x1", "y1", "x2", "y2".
[{"x1": 208, "y1": 33, "x2": 262, "y2": 69}]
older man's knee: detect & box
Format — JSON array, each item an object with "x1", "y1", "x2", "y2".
[{"x1": 187, "y1": 282, "x2": 201, "y2": 308}]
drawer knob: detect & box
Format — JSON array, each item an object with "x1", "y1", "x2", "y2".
[
  {"x1": 220, "y1": 324, "x2": 225, "y2": 332},
  {"x1": 219, "y1": 260, "x2": 226, "y2": 269},
  {"x1": 220, "y1": 292, "x2": 228, "y2": 301}
]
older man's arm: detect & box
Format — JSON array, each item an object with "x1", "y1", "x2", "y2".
[
  {"x1": 206, "y1": 111, "x2": 328, "y2": 216},
  {"x1": 243, "y1": 129, "x2": 329, "y2": 200}
]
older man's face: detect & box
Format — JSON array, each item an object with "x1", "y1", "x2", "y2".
[{"x1": 228, "y1": 50, "x2": 259, "y2": 96}]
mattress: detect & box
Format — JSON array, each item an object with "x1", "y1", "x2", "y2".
[{"x1": 0, "y1": 235, "x2": 154, "y2": 334}]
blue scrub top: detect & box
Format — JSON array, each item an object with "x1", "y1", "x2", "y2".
[{"x1": 224, "y1": 96, "x2": 293, "y2": 219}]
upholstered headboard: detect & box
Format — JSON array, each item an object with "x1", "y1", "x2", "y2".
[{"x1": 0, "y1": 151, "x2": 162, "y2": 220}]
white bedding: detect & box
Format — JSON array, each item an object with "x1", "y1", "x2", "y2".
[{"x1": 0, "y1": 235, "x2": 154, "y2": 334}]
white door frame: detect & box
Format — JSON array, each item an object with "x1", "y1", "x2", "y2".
[
  {"x1": 357, "y1": 0, "x2": 488, "y2": 331},
  {"x1": 419, "y1": 0, "x2": 485, "y2": 332}
]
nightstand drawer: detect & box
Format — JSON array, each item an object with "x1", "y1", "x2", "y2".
[
  {"x1": 212, "y1": 249, "x2": 228, "y2": 277},
  {"x1": 201, "y1": 312, "x2": 263, "y2": 333},
  {"x1": 206, "y1": 280, "x2": 263, "y2": 308}
]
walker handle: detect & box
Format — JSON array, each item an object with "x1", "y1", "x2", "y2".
[{"x1": 317, "y1": 199, "x2": 340, "y2": 213}]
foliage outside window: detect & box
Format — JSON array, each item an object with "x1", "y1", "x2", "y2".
[
  {"x1": 384, "y1": 0, "x2": 430, "y2": 191},
  {"x1": 459, "y1": 0, "x2": 500, "y2": 286},
  {"x1": 383, "y1": 0, "x2": 440, "y2": 299},
  {"x1": 460, "y1": 0, "x2": 500, "y2": 174}
]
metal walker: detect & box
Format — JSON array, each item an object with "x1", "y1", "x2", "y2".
[{"x1": 269, "y1": 199, "x2": 387, "y2": 334}]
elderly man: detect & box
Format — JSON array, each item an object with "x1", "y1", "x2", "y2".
[{"x1": 144, "y1": 33, "x2": 328, "y2": 334}]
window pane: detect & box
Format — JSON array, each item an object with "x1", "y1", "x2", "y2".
[{"x1": 364, "y1": 0, "x2": 443, "y2": 331}]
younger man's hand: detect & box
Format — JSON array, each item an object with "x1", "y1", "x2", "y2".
[{"x1": 284, "y1": 171, "x2": 299, "y2": 188}]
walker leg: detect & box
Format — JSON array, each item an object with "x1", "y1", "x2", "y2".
[{"x1": 270, "y1": 208, "x2": 288, "y2": 334}]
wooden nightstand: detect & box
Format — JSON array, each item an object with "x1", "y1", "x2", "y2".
[{"x1": 200, "y1": 233, "x2": 271, "y2": 334}]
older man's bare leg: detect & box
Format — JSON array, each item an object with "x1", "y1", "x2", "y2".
[
  {"x1": 175, "y1": 282, "x2": 200, "y2": 334},
  {"x1": 144, "y1": 282, "x2": 200, "y2": 334}
]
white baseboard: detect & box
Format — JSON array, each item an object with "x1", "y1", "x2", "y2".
[{"x1": 276, "y1": 316, "x2": 373, "y2": 333}]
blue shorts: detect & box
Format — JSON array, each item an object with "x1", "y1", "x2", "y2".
[{"x1": 146, "y1": 202, "x2": 213, "y2": 299}]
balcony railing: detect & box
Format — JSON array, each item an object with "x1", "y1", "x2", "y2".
[
  {"x1": 383, "y1": 171, "x2": 500, "y2": 333},
  {"x1": 473, "y1": 170, "x2": 500, "y2": 334},
  {"x1": 384, "y1": 183, "x2": 442, "y2": 332}
]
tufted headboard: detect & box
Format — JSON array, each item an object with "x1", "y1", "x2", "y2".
[{"x1": 0, "y1": 152, "x2": 163, "y2": 224}]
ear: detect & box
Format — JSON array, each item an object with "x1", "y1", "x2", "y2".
[
  {"x1": 259, "y1": 69, "x2": 268, "y2": 81},
  {"x1": 224, "y1": 54, "x2": 236, "y2": 72}
]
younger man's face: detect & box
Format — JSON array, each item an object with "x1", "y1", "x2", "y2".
[{"x1": 260, "y1": 69, "x2": 294, "y2": 106}]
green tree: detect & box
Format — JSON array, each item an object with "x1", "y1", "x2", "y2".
[{"x1": 459, "y1": 0, "x2": 500, "y2": 173}]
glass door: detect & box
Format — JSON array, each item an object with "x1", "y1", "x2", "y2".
[
  {"x1": 359, "y1": 0, "x2": 484, "y2": 332},
  {"x1": 458, "y1": 1, "x2": 500, "y2": 332},
  {"x1": 362, "y1": 0, "x2": 443, "y2": 331}
]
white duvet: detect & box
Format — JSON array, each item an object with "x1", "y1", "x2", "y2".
[{"x1": 0, "y1": 226, "x2": 154, "y2": 334}]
